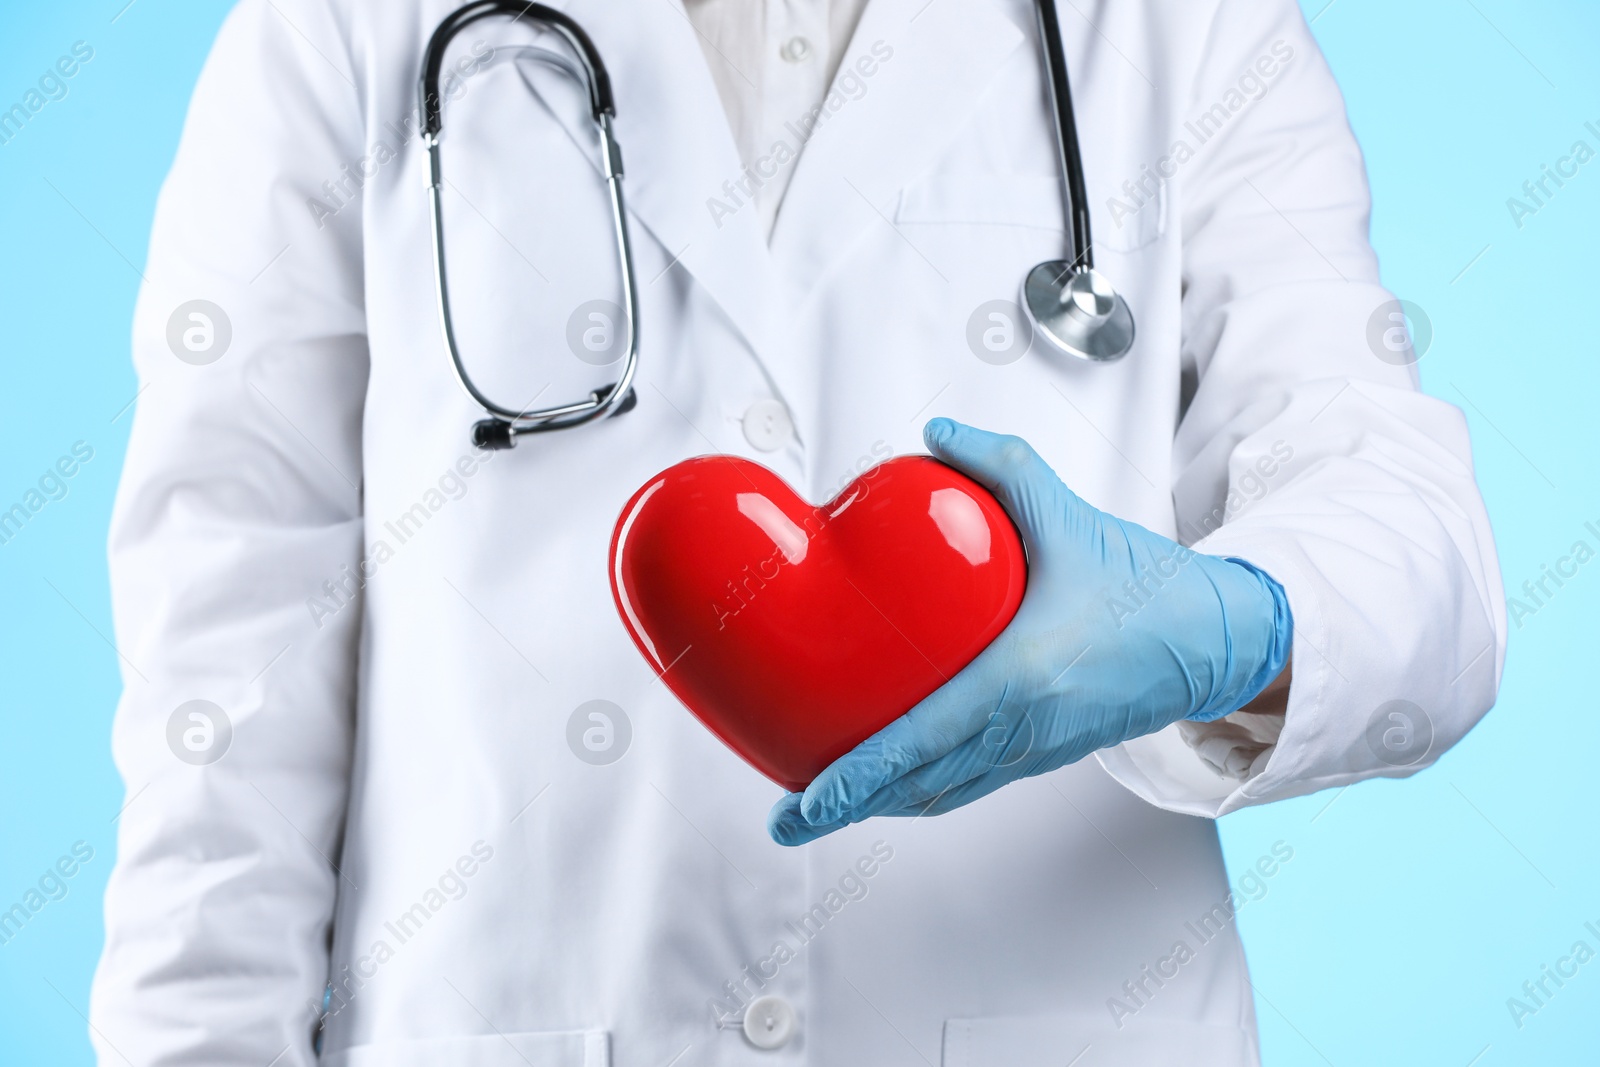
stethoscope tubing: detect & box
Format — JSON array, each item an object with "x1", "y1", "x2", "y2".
[
  {"x1": 1033, "y1": 0, "x2": 1095, "y2": 272},
  {"x1": 421, "y1": 1, "x2": 639, "y2": 441}
]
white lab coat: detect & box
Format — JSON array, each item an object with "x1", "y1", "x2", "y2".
[{"x1": 91, "y1": 0, "x2": 1505, "y2": 1063}]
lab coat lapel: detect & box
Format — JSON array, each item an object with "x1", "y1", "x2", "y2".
[
  {"x1": 767, "y1": 0, "x2": 1027, "y2": 295},
  {"x1": 567, "y1": 0, "x2": 811, "y2": 424}
]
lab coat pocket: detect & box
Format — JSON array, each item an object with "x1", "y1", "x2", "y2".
[
  {"x1": 941, "y1": 1015, "x2": 1254, "y2": 1067},
  {"x1": 321, "y1": 1029, "x2": 609, "y2": 1066},
  {"x1": 893, "y1": 172, "x2": 1166, "y2": 253}
]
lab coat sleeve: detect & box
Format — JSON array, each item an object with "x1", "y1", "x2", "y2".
[
  {"x1": 89, "y1": 2, "x2": 367, "y2": 1063},
  {"x1": 1092, "y1": 0, "x2": 1506, "y2": 818}
]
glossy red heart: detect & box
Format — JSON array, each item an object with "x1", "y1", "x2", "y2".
[{"x1": 609, "y1": 455, "x2": 1026, "y2": 792}]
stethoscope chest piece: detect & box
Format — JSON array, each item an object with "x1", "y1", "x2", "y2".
[{"x1": 1022, "y1": 263, "x2": 1135, "y2": 363}]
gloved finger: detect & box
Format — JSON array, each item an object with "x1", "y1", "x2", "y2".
[
  {"x1": 872, "y1": 764, "x2": 1020, "y2": 819},
  {"x1": 798, "y1": 640, "x2": 1011, "y2": 824},
  {"x1": 922, "y1": 418, "x2": 1083, "y2": 549},
  {"x1": 820, "y1": 714, "x2": 1040, "y2": 825},
  {"x1": 767, "y1": 792, "x2": 851, "y2": 847}
]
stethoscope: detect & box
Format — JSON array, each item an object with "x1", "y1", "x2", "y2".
[{"x1": 421, "y1": 0, "x2": 1134, "y2": 450}]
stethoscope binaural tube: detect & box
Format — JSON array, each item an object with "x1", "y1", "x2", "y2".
[
  {"x1": 1022, "y1": 0, "x2": 1136, "y2": 363},
  {"x1": 421, "y1": 1, "x2": 641, "y2": 449}
]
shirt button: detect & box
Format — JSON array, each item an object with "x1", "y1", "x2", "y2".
[
  {"x1": 742, "y1": 995, "x2": 798, "y2": 1050},
  {"x1": 742, "y1": 400, "x2": 793, "y2": 452},
  {"x1": 779, "y1": 36, "x2": 812, "y2": 63}
]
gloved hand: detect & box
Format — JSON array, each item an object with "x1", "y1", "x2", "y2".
[{"x1": 768, "y1": 419, "x2": 1292, "y2": 846}]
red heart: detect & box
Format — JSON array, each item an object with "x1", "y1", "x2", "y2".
[{"x1": 609, "y1": 455, "x2": 1026, "y2": 792}]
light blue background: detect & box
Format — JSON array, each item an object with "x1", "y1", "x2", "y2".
[{"x1": 0, "y1": 1, "x2": 1594, "y2": 1063}]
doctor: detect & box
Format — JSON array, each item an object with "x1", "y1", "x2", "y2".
[{"x1": 92, "y1": 0, "x2": 1504, "y2": 1064}]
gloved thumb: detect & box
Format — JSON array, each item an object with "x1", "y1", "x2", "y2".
[{"x1": 923, "y1": 418, "x2": 1081, "y2": 546}]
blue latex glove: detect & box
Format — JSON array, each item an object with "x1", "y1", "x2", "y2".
[{"x1": 768, "y1": 419, "x2": 1292, "y2": 846}]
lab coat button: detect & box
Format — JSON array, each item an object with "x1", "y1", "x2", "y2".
[
  {"x1": 742, "y1": 995, "x2": 797, "y2": 1049},
  {"x1": 780, "y1": 36, "x2": 812, "y2": 63},
  {"x1": 742, "y1": 400, "x2": 793, "y2": 452}
]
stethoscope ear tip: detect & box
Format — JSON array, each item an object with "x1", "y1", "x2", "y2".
[
  {"x1": 468, "y1": 384, "x2": 638, "y2": 449},
  {"x1": 604, "y1": 385, "x2": 639, "y2": 417},
  {"x1": 1022, "y1": 261, "x2": 1136, "y2": 363},
  {"x1": 473, "y1": 419, "x2": 518, "y2": 450}
]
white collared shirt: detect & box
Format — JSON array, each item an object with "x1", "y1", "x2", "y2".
[{"x1": 684, "y1": 0, "x2": 871, "y2": 235}]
